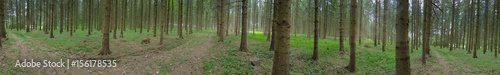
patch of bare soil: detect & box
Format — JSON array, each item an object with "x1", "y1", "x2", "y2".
[
  {"x1": 169, "y1": 34, "x2": 213, "y2": 75},
  {"x1": 1, "y1": 32, "x2": 216, "y2": 75},
  {"x1": 444, "y1": 52, "x2": 490, "y2": 75},
  {"x1": 73, "y1": 34, "x2": 212, "y2": 75},
  {"x1": 433, "y1": 50, "x2": 457, "y2": 75},
  {"x1": 0, "y1": 33, "x2": 67, "y2": 74},
  {"x1": 411, "y1": 57, "x2": 437, "y2": 75}
]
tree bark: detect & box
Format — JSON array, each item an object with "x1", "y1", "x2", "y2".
[
  {"x1": 0, "y1": 0, "x2": 6, "y2": 39},
  {"x1": 49, "y1": 0, "x2": 54, "y2": 38},
  {"x1": 382, "y1": 0, "x2": 388, "y2": 52},
  {"x1": 483, "y1": 0, "x2": 490, "y2": 54},
  {"x1": 160, "y1": 0, "x2": 165, "y2": 45},
  {"x1": 450, "y1": 0, "x2": 456, "y2": 51},
  {"x1": 100, "y1": 0, "x2": 112, "y2": 55},
  {"x1": 348, "y1": 0, "x2": 358, "y2": 72},
  {"x1": 216, "y1": 0, "x2": 225, "y2": 42},
  {"x1": 178, "y1": 0, "x2": 184, "y2": 39},
  {"x1": 374, "y1": 0, "x2": 379, "y2": 46},
  {"x1": 312, "y1": 0, "x2": 319, "y2": 61},
  {"x1": 271, "y1": 0, "x2": 291, "y2": 74},
  {"x1": 239, "y1": 0, "x2": 248, "y2": 52},
  {"x1": 87, "y1": 0, "x2": 93, "y2": 36},
  {"x1": 473, "y1": 0, "x2": 480, "y2": 58},
  {"x1": 338, "y1": 0, "x2": 345, "y2": 52},
  {"x1": 396, "y1": 0, "x2": 411, "y2": 74},
  {"x1": 422, "y1": 0, "x2": 432, "y2": 64}
]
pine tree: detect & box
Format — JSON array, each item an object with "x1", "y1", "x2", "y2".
[
  {"x1": 239, "y1": 0, "x2": 249, "y2": 52},
  {"x1": 99, "y1": 0, "x2": 112, "y2": 55},
  {"x1": 396, "y1": 0, "x2": 411, "y2": 74},
  {"x1": 271, "y1": 0, "x2": 291, "y2": 74}
]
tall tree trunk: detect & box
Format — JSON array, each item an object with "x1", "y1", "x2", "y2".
[
  {"x1": 483, "y1": 0, "x2": 490, "y2": 54},
  {"x1": 374, "y1": 0, "x2": 379, "y2": 46},
  {"x1": 450, "y1": 0, "x2": 456, "y2": 51},
  {"x1": 100, "y1": 0, "x2": 112, "y2": 55},
  {"x1": 358, "y1": 0, "x2": 363, "y2": 44},
  {"x1": 188, "y1": 0, "x2": 193, "y2": 34},
  {"x1": 396, "y1": 0, "x2": 411, "y2": 74},
  {"x1": 312, "y1": 0, "x2": 319, "y2": 61},
  {"x1": 113, "y1": 0, "x2": 119, "y2": 39},
  {"x1": 0, "y1": 0, "x2": 5, "y2": 39},
  {"x1": 422, "y1": 0, "x2": 432, "y2": 64},
  {"x1": 216, "y1": 0, "x2": 225, "y2": 42},
  {"x1": 338, "y1": 0, "x2": 345, "y2": 52},
  {"x1": 178, "y1": 0, "x2": 184, "y2": 39},
  {"x1": 140, "y1": 0, "x2": 144, "y2": 33},
  {"x1": 49, "y1": 0, "x2": 54, "y2": 38},
  {"x1": 382, "y1": 0, "x2": 388, "y2": 52},
  {"x1": 160, "y1": 0, "x2": 165, "y2": 45},
  {"x1": 153, "y1": 0, "x2": 158, "y2": 37},
  {"x1": 473, "y1": 0, "x2": 480, "y2": 58},
  {"x1": 121, "y1": 0, "x2": 127, "y2": 38},
  {"x1": 239, "y1": 0, "x2": 248, "y2": 52},
  {"x1": 269, "y1": 0, "x2": 276, "y2": 51},
  {"x1": 348, "y1": 0, "x2": 358, "y2": 72},
  {"x1": 27, "y1": 0, "x2": 31, "y2": 33},
  {"x1": 88, "y1": 0, "x2": 92, "y2": 36},
  {"x1": 271, "y1": 0, "x2": 291, "y2": 74}
]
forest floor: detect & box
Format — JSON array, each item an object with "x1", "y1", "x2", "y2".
[{"x1": 0, "y1": 30, "x2": 499, "y2": 74}]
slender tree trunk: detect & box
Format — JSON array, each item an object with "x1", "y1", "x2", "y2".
[
  {"x1": 153, "y1": 0, "x2": 158, "y2": 37},
  {"x1": 178, "y1": 0, "x2": 184, "y2": 39},
  {"x1": 374, "y1": 0, "x2": 379, "y2": 46},
  {"x1": 473, "y1": 0, "x2": 480, "y2": 58},
  {"x1": 49, "y1": 0, "x2": 54, "y2": 38},
  {"x1": 358, "y1": 0, "x2": 363, "y2": 44},
  {"x1": 422, "y1": 0, "x2": 432, "y2": 64},
  {"x1": 160, "y1": 0, "x2": 165, "y2": 45},
  {"x1": 0, "y1": 0, "x2": 5, "y2": 39},
  {"x1": 396, "y1": 0, "x2": 411, "y2": 74},
  {"x1": 312, "y1": 0, "x2": 319, "y2": 61},
  {"x1": 121, "y1": 0, "x2": 127, "y2": 38},
  {"x1": 271, "y1": 0, "x2": 291, "y2": 74},
  {"x1": 450, "y1": 0, "x2": 456, "y2": 51},
  {"x1": 382, "y1": 0, "x2": 388, "y2": 52},
  {"x1": 100, "y1": 0, "x2": 112, "y2": 55},
  {"x1": 88, "y1": 0, "x2": 92, "y2": 36},
  {"x1": 483, "y1": 0, "x2": 490, "y2": 54},
  {"x1": 27, "y1": 0, "x2": 31, "y2": 33},
  {"x1": 216, "y1": 0, "x2": 225, "y2": 42},
  {"x1": 188, "y1": 0, "x2": 193, "y2": 34},
  {"x1": 348, "y1": 0, "x2": 358, "y2": 72},
  {"x1": 113, "y1": 0, "x2": 118, "y2": 39},
  {"x1": 338, "y1": 0, "x2": 345, "y2": 52},
  {"x1": 239, "y1": 0, "x2": 248, "y2": 52}
]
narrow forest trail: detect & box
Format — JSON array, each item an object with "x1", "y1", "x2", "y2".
[
  {"x1": 76, "y1": 33, "x2": 215, "y2": 75},
  {"x1": 1, "y1": 33, "x2": 67, "y2": 74},
  {"x1": 0, "y1": 32, "x2": 216, "y2": 74},
  {"x1": 433, "y1": 50, "x2": 457, "y2": 75},
  {"x1": 169, "y1": 34, "x2": 213, "y2": 75}
]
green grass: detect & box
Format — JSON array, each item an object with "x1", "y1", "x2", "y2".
[
  {"x1": 436, "y1": 47, "x2": 500, "y2": 74},
  {"x1": 203, "y1": 31, "x2": 443, "y2": 74},
  {"x1": 157, "y1": 61, "x2": 172, "y2": 74}
]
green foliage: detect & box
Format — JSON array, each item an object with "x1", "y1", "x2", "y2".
[{"x1": 157, "y1": 62, "x2": 171, "y2": 74}]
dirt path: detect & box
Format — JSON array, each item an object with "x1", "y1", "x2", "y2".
[
  {"x1": 0, "y1": 33, "x2": 67, "y2": 74},
  {"x1": 169, "y1": 34, "x2": 213, "y2": 75},
  {"x1": 1, "y1": 32, "x2": 215, "y2": 74},
  {"x1": 7, "y1": 33, "x2": 31, "y2": 59},
  {"x1": 433, "y1": 50, "x2": 457, "y2": 75}
]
